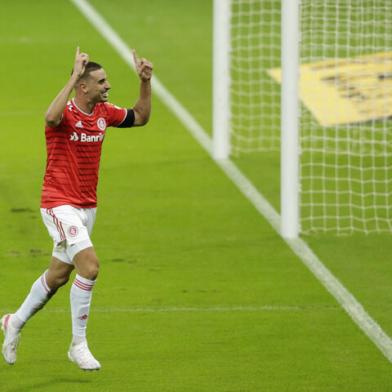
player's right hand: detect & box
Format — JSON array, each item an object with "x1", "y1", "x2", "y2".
[
  {"x1": 132, "y1": 49, "x2": 153, "y2": 82},
  {"x1": 73, "y1": 46, "x2": 89, "y2": 78}
]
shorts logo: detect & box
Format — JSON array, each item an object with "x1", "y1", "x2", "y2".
[
  {"x1": 69, "y1": 226, "x2": 78, "y2": 237},
  {"x1": 97, "y1": 117, "x2": 106, "y2": 131}
]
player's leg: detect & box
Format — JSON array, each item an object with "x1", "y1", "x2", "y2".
[
  {"x1": 45, "y1": 256, "x2": 75, "y2": 289},
  {"x1": 67, "y1": 247, "x2": 101, "y2": 370},
  {"x1": 65, "y1": 208, "x2": 101, "y2": 370},
  {"x1": 2, "y1": 206, "x2": 77, "y2": 365},
  {"x1": 14, "y1": 257, "x2": 74, "y2": 327},
  {"x1": 70, "y1": 246, "x2": 99, "y2": 344},
  {"x1": 1, "y1": 257, "x2": 73, "y2": 365}
]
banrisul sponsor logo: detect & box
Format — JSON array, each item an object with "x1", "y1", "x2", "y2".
[
  {"x1": 80, "y1": 133, "x2": 105, "y2": 142},
  {"x1": 70, "y1": 132, "x2": 79, "y2": 141},
  {"x1": 69, "y1": 132, "x2": 105, "y2": 143}
]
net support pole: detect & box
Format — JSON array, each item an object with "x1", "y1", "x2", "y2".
[
  {"x1": 213, "y1": 0, "x2": 231, "y2": 160},
  {"x1": 281, "y1": 0, "x2": 300, "y2": 238}
]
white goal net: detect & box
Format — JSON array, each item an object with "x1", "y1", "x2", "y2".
[
  {"x1": 230, "y1": 0, "x2": 281, "y2": 154},
  {"x1": 300, "y1": 1, "x2": 392, "y2": 234},
  {"x1": 227, "y1": 0, "x2": 392, "y2": 234}
]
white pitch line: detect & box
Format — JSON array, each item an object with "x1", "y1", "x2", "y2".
[
  {"x1": 27, "y1": 305, "x2": 306, "y2": 314},
  {"x1": 0, "y1": 305, "x2": 337, "y2": 314},
  {"x1": 71, "y1": 0, "x2": 392, "y2": 363}
]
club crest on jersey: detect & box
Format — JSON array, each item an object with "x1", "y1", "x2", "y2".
[{"x1": 97, "y1": 117, "x2": 106, "y2": 131}]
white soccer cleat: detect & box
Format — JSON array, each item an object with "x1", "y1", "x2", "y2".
[
  {"x1": 68, "y1": 341, "x2": 101, "y2": 371},
  {"x1": 1, "y1": 314, "x2": 21, "y2": 365}
]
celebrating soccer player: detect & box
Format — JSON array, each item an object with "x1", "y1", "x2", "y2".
[{"x1": 1, "y1": 47, "x2": 152, "y2": 370}]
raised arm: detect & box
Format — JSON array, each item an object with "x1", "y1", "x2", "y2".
[
  {"x1": 45, "y1": 47, "x2": 89, "y2": 127},
  {"x1": 131, "y1": 50, "x2": 153, "y2": 126}
]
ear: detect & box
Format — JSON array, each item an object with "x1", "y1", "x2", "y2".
[{"x1": 79, "y1": 81, "x2": 89, "y2": 94}]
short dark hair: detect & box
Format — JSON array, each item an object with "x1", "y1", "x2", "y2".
[{"x1": 72, "y1": 61, "x2": 103, "y2": 80}]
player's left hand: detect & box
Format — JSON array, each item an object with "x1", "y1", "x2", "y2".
[{"x1": 132, "y1": 50, "x2": 153, "y2": 82}]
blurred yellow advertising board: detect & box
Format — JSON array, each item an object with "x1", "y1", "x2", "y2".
[{"x1": 268, "y1": 52, "x2": 392, "y2": 126}]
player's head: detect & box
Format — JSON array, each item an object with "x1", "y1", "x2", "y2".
[{"x1": 74, "y1": 62, "x2": 111, "y2": 103}]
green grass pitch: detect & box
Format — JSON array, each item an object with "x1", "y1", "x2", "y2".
[{"x1": 1, "y1": 1, "x2": 392, "y2": 391}]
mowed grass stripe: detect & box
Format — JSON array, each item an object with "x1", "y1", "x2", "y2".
[{"x1": 0, "y1": 305, "x2": 319, "y2": 314}]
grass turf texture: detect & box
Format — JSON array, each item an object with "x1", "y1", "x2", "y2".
[{"x1": 1, "y1": 0, "x2": 392, "y2": 391}]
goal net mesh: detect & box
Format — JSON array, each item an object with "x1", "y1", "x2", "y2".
[
  {"x1": 300, "y1": 0, "x2": 392, "y2": 234},
  {"x1": 230, "y1": 0, "x2": 392, "y2": 234},
  {"x1": 230, "y1": 0, "x2": 281, "y2": 154}
]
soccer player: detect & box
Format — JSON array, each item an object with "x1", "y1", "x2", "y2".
[{"x1": 1, "y1": 47, "x2": 152, "y2": 370}]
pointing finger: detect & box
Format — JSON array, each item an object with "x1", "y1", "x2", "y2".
[{"x1": 132, "y1": 49, "x2": 139, "y2": 68}]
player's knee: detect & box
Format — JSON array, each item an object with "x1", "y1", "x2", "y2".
[
  {"x1": 80, "y1": 255, "x2": 99, "y2": 280},
  {"x1": 46, "y1": 266, "x2": 72, "y2": 291},
  {"x1": 73, "y1": 247, "x2": 100, "y2": 280},
  {"x1": 84, "y1": 262, "x2": 99, "y2": 280}
]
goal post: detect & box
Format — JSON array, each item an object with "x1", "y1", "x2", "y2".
[
  {"x1": 213, "y1": 0, "x2": 300, "y2": 238},
  {"x1": 280, "y1": 0, "x2": 300, "y2": 238},
  {"x1": 213, "y1": 0, "x2": 231, "y2": 160}
]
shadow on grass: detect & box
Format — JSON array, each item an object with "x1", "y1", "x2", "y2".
[{"x1": 4, "y1": 377, "x2": 93, "y2": 392}]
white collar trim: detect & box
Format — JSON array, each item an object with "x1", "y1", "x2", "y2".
[{"x1": 72, "y1": 98, "x2": 95, "y2": 116}]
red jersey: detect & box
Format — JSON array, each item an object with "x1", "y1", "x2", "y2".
[{"x1": 41, "y1": 99, "x2": 127, "y2": 208}]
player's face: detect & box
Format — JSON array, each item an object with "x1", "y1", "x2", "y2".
[{"x1": 85, "y1": 68, "x2": 111, "y2": 103}]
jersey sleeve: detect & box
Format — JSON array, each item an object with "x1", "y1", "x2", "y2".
[
  {"x1": 45, "y1": 107, "x2": 69, "y2": 132},
  {"x1": 103, "y1": 103, "x2": 128, "y2": 127}
]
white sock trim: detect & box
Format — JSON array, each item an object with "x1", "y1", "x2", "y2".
[
  {"x1": 73, "y1": 274, "x2": 95, "y2": 292},
  {"x1": 40, "y1": 270, "x2": 51, "y2": 293}
]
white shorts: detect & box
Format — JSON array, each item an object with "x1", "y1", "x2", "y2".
[{"x1": 40, "y1": 205, "x2": 97, "y2": 264}]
